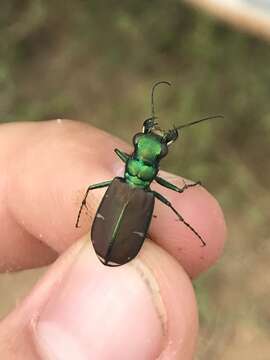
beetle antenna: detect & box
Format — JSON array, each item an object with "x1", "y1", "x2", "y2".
[
  {"x1": 151, "y1": 81, "x2": 171, "y2": 118},
  {"x1": 176, "y1": 115, "x2": 224, "y2": 130}
]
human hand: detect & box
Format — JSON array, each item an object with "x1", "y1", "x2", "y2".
[{"x1": 0, "y1": 120, "x2": 226, "y2": 359}]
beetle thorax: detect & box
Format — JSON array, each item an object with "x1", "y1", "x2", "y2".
[{"x1": 124, "y1": 134, "x2": 164, "y2": 189}]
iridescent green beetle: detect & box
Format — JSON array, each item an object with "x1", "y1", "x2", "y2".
[{"x1": 76, "y1": 81, "x2": 222, "y2": 266}]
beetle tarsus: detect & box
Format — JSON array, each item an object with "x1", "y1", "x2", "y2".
[{"x1": 182, "y1": 179, "x2": 201, "y2": 191}]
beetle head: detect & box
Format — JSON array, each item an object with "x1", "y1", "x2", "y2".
[{"x1": 142, "y1": 116, "x2": 179, "y2": 146}]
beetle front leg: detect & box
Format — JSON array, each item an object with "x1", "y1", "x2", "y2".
[
  {"x1": 76, "y1": 180, "x2": 112, "y2": 228},
  {"x1": 155, "y1": 176, "x2": 201, "y2": 193},
  {"x1": 114, "y1": 149, "x2": 130, "y2": 163},
  {"x1": 151, "y1": 190, "x2": 206, "y2": 246}
]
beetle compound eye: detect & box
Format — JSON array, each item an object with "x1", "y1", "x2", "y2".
[
  {"x1": 133, "y1": 133, "x2": 142, "y2": 145},
  {"x1": 160, "y1": 144, "x2": 168, "y2": 158},
  {"x1": 164, "y1": 129, "x2": 178, "y2": 145}
]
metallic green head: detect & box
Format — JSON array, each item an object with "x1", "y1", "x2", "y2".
[{"x1": 132, "y1": 117, "x2": 179, "y2": 164}]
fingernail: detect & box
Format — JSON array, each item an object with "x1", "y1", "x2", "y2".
[{"x1": 34, "y1": 243, "x2": 166, "y2": 360}]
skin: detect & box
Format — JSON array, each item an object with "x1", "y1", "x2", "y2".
[{"x1": 0, "y1": 120, "x2": 226, "y2": 359}]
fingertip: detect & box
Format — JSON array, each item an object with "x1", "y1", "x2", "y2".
[
  {"x1": 34, "y1": 240, "x2": 165, "y2": 360},
  {"x1": 1, "y1": 235, "x2": 198, "y2": 360},
  {"x1": 32, "y1": 238, "x2": 198, "y2": 360}
]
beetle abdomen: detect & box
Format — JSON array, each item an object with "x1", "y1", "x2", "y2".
[{"x1": 91, "y1": 177, "x2": 154, "y2": 266}]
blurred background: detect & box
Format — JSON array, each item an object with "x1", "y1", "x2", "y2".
[{"x1": 0, "y1": 0, "x2": 269, "y2": 358}]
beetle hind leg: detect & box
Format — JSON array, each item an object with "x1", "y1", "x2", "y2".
[{"x1": 151, "y1": 190, "x2": 206, "y2": 247}]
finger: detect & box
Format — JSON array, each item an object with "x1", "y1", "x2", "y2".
[
  {"x1": 0, "y1": 236, "x2": 198, "y2": 360},
  {"x1": 150, "y1": 170, "x2": 227, "y2": 277},
  {"x1": 2, "y1": 120, "x2": 126, "y2": 271},
  {"x1": 3, "y1": 120, "x2": 225, "y2": 276}
]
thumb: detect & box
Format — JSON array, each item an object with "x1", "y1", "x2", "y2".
[{"x1": 0, "y1": 236, "x2": 198, "y2": 360}]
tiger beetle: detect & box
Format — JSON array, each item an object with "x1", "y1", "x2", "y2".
[{"x1": 76, "y1": 81, "x2": 223, "y2": 266}]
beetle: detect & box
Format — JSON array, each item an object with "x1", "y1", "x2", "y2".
[{"x1": 76, "y1": 81, "x2": 223, "y2": 266}]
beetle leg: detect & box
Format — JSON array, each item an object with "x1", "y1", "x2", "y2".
[
  {"x1": 151, "y1": 190, "x2": 206, "y2": 246},
  {"x1": 114, "y1": 148, "x2": 130, "y2": 163},
  {"x1": 76, "y1": 180, "x2": 112, "y2": 228},
  {"x1": 155, "y1": 176, "x2": 201, "y2": 193}
]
